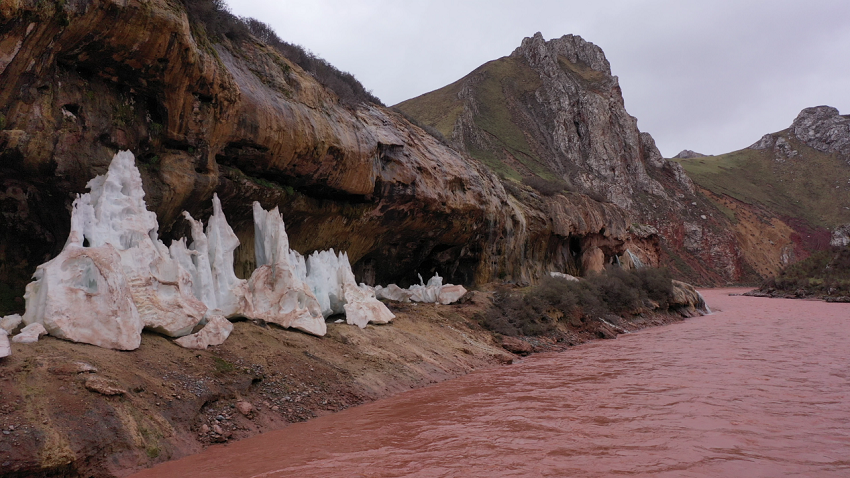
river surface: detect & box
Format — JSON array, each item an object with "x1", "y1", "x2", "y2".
[{"x1": 132, "y1": 289, "x2": 850, "y2": 477}]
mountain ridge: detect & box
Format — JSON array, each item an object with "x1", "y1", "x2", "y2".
[{"x1": 396, "y1": 32, "x2": 753, "y2": 283}]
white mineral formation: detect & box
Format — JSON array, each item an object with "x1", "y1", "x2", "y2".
[
  {"x1": 304, "y1": 250, "x2": 395, "y2": 328},
  {"x1": 549, "y1": 272, "x2": 579, "y2": 281},
  {"x1": 0, "y1": 314, "x2": 22, "y2": 334},
  {"x1": 22, "y1": 151, "x2": 206, "y2": 350},
  {"x1": 0, "y1": 330, "x2": 10, "y2": 358},
  {"x1": 305, "y1": 249, "x2": 348, "y2": 317},
  {"x1": 407, "y1": 273, "x2": 467, "y2": 305},
  {"x1": 174, "y1": 315, "x2": 233, "y2": 350},
  {"x1": 409, "y1": 274, "x2": 440, "y2": 303},
  {"x1": 370, "y1": 284, "x2": 414, "y2": 302},
  {"x1": 172, "y1": 195, "x2": 253, "y2": 318},
  {"x1": 12, "y1": 323, "x2": 47, "y2": 344},
  {"x1": 22, "y1": 237, "x2": 143, "y2": 350},
  {"x1": 248, "y1": 202, "x2": 326, "y2": 336},
  {"x1": 437, "y1": 285, "x2": 468, "y2": 305}
]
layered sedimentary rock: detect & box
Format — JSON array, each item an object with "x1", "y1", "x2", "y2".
[{"x1": 0, "y1": 0, "x2": 735, "y2": 310}]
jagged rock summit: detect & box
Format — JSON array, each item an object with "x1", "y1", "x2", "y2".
[
  {"x1": 396, "y1": 32, "x2": 747, "y2": 282},
  {"x1": 789, "y1": 106, "x2": 850, "y2": 159}
]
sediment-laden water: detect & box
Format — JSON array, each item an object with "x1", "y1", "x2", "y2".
[{"x1": 131, "y1": 289, "x2": 850, "y2": 477}]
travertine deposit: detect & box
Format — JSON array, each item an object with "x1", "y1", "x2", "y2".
[{"x1": 17, "y1": 151, "x2": 461, "y2": 351}]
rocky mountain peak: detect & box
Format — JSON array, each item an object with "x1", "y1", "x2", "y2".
[
  {"x1": 512, "y1": 32, "x2": 612, "y2": 77},
  {"x1": 789, "y1": 105, "x2": 850, "y2": 158}
]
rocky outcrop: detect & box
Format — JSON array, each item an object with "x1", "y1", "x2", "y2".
[
  {"x1": 789, "y1": 106, "x2": 850, "y2": 160},
  {"x1": 397, "y1": 32, "x2": 745, "y2": 283},
  {"x1": 832, "y1": 224, "x2": 850, "y2": 247},
  {"x1": 673, "y1": 150, "x2": 708, "y2": 159}
]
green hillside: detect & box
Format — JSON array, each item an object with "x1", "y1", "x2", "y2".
[
  {"x1": 673, "y1": 133, "x2": 850, "y2": 229},
  {"x1": 396, "y1": 56, "x2": 552, "y2": 181}
]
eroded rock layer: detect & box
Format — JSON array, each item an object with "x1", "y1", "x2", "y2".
[{"x1": 0, "y1": 1, "x2": 731, "y2": 311}]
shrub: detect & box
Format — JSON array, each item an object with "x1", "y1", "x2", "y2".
[
  {"x1": 179, "y1": 0, "x2": 383, "y2": 107},
  {"x1": 521, "y1": 176, "x2": 569, "y2": 196},
  {"x1": 764, "y1": 246, "x2": 850, "y2": 296},
  {"x1": 478, "y1": 267, "x2": 674, "y2": 336}
]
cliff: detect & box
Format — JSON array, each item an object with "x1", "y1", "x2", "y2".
[
  {"x1": 0, "y1": 1, "x2": 673, "y2": 316},
  {"x1": 396, "y1": 33, "x2": 753, "y2": 284}
]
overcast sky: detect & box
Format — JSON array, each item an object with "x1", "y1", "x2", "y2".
[{"x1": 227, "y1": 0, "x2": 849, "y2": 157}]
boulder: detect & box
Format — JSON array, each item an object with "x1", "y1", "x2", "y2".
[
  {"x1": 174, "y1": 315, "x2": 233, "y2": 350},
  {"x1": 671, "y1": 280, "x2": 710, "y2": 317},
  {"x1": 84, "y1": 376, "x2": 127, "y2": 396},
  {"x1": 549, "y1": 272, "x2": 579, "y2": 281},
  {"x1": 12, "y1": 323, "x2": 47, "y2": 344},
  {"x1": 501, "y1": 336, "x2": 532, "y2": 355},
  {"x1": 236, "y1": 401, "x2": 254, "y2": 417}
]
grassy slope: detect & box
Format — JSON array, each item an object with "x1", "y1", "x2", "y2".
[
  {"x1": 396, "y1": 56, "x2": 555, "y2": 182},
  {"x1": 672, "y1": 133, "x2": 850, "y2": 229}
]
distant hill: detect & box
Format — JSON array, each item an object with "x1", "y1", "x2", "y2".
[{"x1": 672, "y1": 106, "x2": 850, "y2": 276}]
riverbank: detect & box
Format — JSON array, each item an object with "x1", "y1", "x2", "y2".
[{"x1": 0, "y1": 290, "x2": 694, "y2": 478}]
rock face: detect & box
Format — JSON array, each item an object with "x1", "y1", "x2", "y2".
[
  {"x1": 396, "y1": 32, "x2": 745, "y2": 283},
  {"x1": 0, "y1": 2, "x2": 738, "y2": 310},
  {"x1": 789, "y1": 106, "x2": 850, "y2": 160}
]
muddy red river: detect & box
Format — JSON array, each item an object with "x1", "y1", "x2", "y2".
[{"x1": 131, "y1": 289, "x2": 850, "y2": 477}]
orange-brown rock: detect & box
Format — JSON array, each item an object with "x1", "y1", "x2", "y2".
[{"x1": 0, "y1": 1, "x2": 698, "y2": 312}]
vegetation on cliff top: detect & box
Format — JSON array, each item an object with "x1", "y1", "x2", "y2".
[
  {"x1": 179, "y1": 0, "x2": 383, "y2": 106},
  {"x1": 672, "y1": 134, "x2": 850, "y2": 231},
  {"x1": 479, "y1": 267, "x2": 675, "y2": 337}
]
